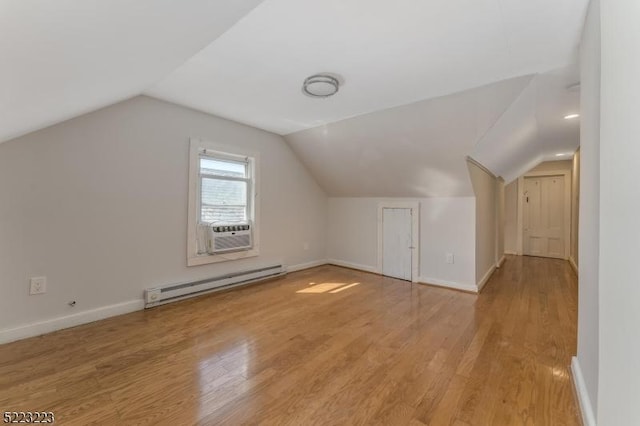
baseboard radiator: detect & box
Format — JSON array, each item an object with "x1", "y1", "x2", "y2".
[{"x1": 145, "y1": 264, "x2": 285, "y2": 308}]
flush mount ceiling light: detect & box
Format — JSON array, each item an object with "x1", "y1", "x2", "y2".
[
  {"x1": 302, "y1": 74, "x2": 340, "y2": 98},
  {"x1": 564, "y1": 114, "x2": 580, "y2": 119}
]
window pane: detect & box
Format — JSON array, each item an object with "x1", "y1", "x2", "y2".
[
  {"x1": 200, "y1": 157, "x2": 246, "y2": 178},
  {"x1": 201, "y1": 205, "x2": 247, "y2": 223},
  {"x1": 201, "y1": 178, "x2": 247, "y2": 223}
]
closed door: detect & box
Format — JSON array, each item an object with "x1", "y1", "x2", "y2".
[
  {"x1": 382, "y1": 208, "x2": 412, "y2": 281},
  {"x1": 523, "y1": 175, "x2": 566, "y2": 259}
]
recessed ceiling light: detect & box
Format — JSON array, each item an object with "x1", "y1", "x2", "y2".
[
  {"x1": 302, "y1": 74, "x2": 340, "y2": 98},
  {"x1": 564, "y1": 114, "x2": 580, "y2": 119},
  {"x1": 555, "y1": 153, "x2": 567, "y2": 157}
]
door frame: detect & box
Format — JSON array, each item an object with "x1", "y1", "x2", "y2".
[
  {"x1": 377, "y1": 201, "x2": 420, "y2": 282},
  {"x1": 516, "y1": 170, "x2": 571, "y2": 259}
]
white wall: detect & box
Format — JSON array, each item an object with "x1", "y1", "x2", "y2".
[
  {"x1": 571, "y1": 150, "x2": 580, "y2": 267},
  {"x1": 0, "y1": 96, "x2": 327, "y2": 338},
  {"x1": 467, "y1": 161, "x2": 497, "y2": 284},
  {"x1": 598, "y1": 0, "x2": 640, "y2": 423},
  {"x1": 496, "y1": 178, "x2": 505, "y2": 263},
  {"x1": 420, "y1": 197, "x2": 476, "y2": 288},
  {"x1": 327, "y1": 197, "x2": 476, "y2": 289},
  {"x1": 326, "y1": 198, "x2": 379, "y2": 272},
  {"x1": 575, "y1": 0, "x2": 600, "y2": 420}
]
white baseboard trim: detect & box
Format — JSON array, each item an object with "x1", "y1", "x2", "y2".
[
  {"x1": 418, "y1": 276, "x2": 478, "y2": 293},
  {"x1": 496, "y1": 254, "x2": 506, "y2": 268},
  {"x1": 0, "y1": 299, "x2": 145, "y2": 345},
  {"x1": 504, "y1": 250, "x2": 518, "y2": 255},
  {"x1": 571, "y1": 357, "x2": 596, "y2": 426},
  {"x1": 477, "y1": 265, "x2": 496, "y2": 292},
  {"x1": 569, "y1": 256, "x2": 579, "y2": 275},
  {"x1": 287, "y1": 259, "x2": 328, "y2": 273},
  {"x1": 327, "y1": 259, "x2": 379, "y2": 274}
]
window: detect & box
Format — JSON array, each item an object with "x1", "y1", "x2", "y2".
[
  {"x1": 188, "y1": 139, "x2": 259, "y2": 266},
  {"x1": 199, "y1": 156, "x2": 250, "y2": 224}
]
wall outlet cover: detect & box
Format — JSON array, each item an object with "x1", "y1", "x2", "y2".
[
  {"x1": 446, "y1": 253, "x2": 455, "y2": 264},
  {"x1": 30, "y1": 276, "x2": 47, "y2": 295}
]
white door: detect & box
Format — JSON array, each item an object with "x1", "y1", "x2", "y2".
[
  {"x1": 523, "y1": 175, "x2": 566, "y2": 259},
  {"x1": 382, "y1": 208, "x2": 412, "y2": 281}
]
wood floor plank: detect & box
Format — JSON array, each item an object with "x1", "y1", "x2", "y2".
[{"x1": 0, "y1": 257, "x2": 580, "y2": 425}]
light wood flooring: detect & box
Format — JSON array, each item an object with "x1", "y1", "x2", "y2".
[{"x1": 0, "y1": 256, "x2": 580, "y2": 425}]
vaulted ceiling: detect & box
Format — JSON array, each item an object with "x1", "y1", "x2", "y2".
[
  {"x1": 0, "y1": 0, "x2": 264, "y2": 143},
  {"x1": 285, "y1": 76, "x2": 533, "y2": 197},
  {"x1": 2, "y1": 0, "x2": 588, "y2": 196},
  {"x1": 148, "y1": 0, "x2": 587, "y2": 136},
  {"x1": 472, "y1": 66, "x2": 580, "y2": 182}
]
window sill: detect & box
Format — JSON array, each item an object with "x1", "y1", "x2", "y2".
[{"x1": 187, "y1": 248, "x2": 259, "y2": 267}]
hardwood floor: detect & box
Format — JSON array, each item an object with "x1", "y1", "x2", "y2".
[{"x1": 0, "y1": 256, "x2": 580, "y2": 425}]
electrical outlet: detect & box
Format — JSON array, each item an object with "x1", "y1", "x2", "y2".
[
  {"x1": 445, "y1": 253, "x2": 455, "y2": 264},
  {"x1": 30, "y1": 276, "x2": 47, "y2": 295}
]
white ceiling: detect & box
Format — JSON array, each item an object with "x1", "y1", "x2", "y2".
[
  {"x1": 285, "y1": 76, "x2": 532, "y2": 197},
  {"x1": 285, "y1": 66, "x2": 580, "y2": 197},
  {"x1": 0, "y1": 0, "x2": 264, "y2": 143},
  {"x1": 471, "y1": 66, "x2": 580, "y2": 182},
  {"x1": 147, "y1": 0, "x2": 588, "y2": 135},
  {"x1": 3, "y1": 0, "x2": 586, "y2": 198}
]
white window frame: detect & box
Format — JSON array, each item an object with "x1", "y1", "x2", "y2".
[{"x1": 187, "y1": 138, "x2": 260, "y2": 266}]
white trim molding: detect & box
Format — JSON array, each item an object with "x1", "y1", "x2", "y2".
[
  {"x1": 418, "y1": 276, "x2": 478, "y2": 293},
  {"x1": 287, "y1": 259, "x2": 328, "y2": 273},
  {"x1": 327, "y1": 259, "x2": 379, "y2": 274},
  {"x1": 516, "y1": 176, "x2": 524, "y2": 256},
  {"x1": 376, "y1": 201, "x2": 420, "y2": 283},
  {"x1": 496, "y1": 254, "x2": 506, "y2": 268},
  {"x1": 477, "y1": 265, "x2": 496, "y2": 292},
  {"x1": 569, "y1": 256, "x2": 578, "y2": 275},
  {"x1": 0, "y1": 299, "x2": 144, "y2": 345},
  {"x1": 571, "y1": 357, "x2": 596, "y2": 426},
  {"x1": 504, "y1": 250, "x2": 518, "y2": 255}
]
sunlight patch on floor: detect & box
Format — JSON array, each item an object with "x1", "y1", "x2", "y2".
[
  {"x1": 297, "y1": 282, "x2": 360, "y2": 294},
  {"x1": 329, "y1": 282, "x2": 360, "y2": 293}
]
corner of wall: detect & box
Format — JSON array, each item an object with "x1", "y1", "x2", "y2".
[
  {"x1": 571, "y1": 357, "x2": 597, "y2": 426},
  {"x1": 467, "y1": 158, "x2": 499, "y2": 286}
]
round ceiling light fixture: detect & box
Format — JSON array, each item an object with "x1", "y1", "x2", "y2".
[{"x1": 302, "y1": 74, "x2": 340, "y2": 98}]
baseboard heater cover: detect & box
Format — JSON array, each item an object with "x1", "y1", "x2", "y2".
[{"x1": 145, "y1": 264, "x2": 285, "y2": 308}]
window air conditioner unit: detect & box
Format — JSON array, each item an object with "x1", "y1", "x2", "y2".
[{"x1": 207, "y1": 223, "x2": 252, "y2": 254}]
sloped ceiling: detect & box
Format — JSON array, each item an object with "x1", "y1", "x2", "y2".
[
  {"x1": 284, "y1": 76, "x2": 532, "y2": 197},
  {"x1": 0, "y1": 0, "x2": 264, "y2": 143},
  {"x1": 2, "y1": 0, "x2": 586, "y2": 198},
  {"x1": 285, "y1": 66, "x2": 580, "y2": 196},
  {"x1": 147, "y1": 0, "x2": 588, "y2": 136},
  {"x1": 471, "y1": 66, "x2": 580, "y2": 183}
]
